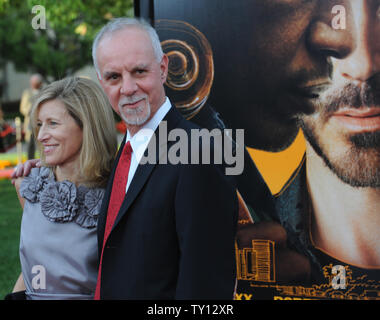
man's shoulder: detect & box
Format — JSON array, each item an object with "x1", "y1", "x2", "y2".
[
  {"x1": 165, "y1": 105, "x2": 201, "y2": 131},
  {"x1": 177, "y1": 117, "x2": 202, "y2": 133}
]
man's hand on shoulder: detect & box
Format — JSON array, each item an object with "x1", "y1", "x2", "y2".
[{"x1": 11, "y1": 159, "x2": 41, "y2": 185}]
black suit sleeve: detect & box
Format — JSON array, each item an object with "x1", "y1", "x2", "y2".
[{"x1": 174, "y1": 162, "x2": 238, "y2": 299}]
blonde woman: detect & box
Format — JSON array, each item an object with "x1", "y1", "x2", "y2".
[{"x1": 8, "y1": 77, "x2": 117, "y2": 300}]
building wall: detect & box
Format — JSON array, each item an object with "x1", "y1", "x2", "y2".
[{"x1": 1, "y1": 62, "x2": 99, "y2": 104}]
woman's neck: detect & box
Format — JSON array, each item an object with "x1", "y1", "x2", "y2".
[{"x1": 55, "y1": 160, "x2": 81, "y2": 185}]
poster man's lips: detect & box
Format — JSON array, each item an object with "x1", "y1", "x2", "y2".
[
  {"x1": 332, "y1": 107, "x2": 380, "y2": 132},
  {"x1": 333, "y1": 108, "x2": 380, "y2": 117}
]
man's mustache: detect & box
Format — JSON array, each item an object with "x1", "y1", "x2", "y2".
[
  {"x1": 323, "y1": 73, "x2": 380, "y2": 114},
  {"x1": 119, "y1": 95, "x2": 148, "y2": 107}
]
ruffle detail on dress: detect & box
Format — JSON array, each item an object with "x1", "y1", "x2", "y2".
[
  {"x1": 20, "y1": 167, "x2": 52, "y2": 203},
  {"x1": 20, "y1": 167, "x2": 104, "y2": 228},
  {"x1": 40, "y1": 180, "x2": 79, "y2": 223},
  {"x1": 75, "y1": 186, "x2": 104, "y2": 228}
]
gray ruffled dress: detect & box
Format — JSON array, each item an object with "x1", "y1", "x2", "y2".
[{"x1": 19, "y1": 167, "x2": 104, "y2": 300}]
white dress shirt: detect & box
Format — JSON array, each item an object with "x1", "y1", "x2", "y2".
[{"x1": 124, "y1": 97, "x2": 172, "y2": 194}]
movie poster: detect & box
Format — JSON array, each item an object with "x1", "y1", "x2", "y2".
[{"x1": 140, "y1": 0, "x2": 380, "y2": 300}]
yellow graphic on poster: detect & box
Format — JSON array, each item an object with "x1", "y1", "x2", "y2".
[
  {"x1": 235, "y1": 263, "x2": 380, "y2": 300},
  {"x1": 235, "y1": 240, "x2": 275, "y2": 283},
  {"x1": 247, "y1": 130, "x2": 306, "y2": 195}
]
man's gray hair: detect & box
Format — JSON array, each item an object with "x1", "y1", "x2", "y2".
[{"x1": 92, "y1": 17, "x2": 164, "y2": 79}]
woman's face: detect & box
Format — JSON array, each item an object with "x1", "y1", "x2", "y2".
[{"x1": 36, "y1": 99, "x2": 83, "y2": 168}]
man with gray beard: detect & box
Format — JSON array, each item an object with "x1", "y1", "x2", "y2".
[
  {"x1": 92, "y1": 17, "x2": 238, "y2": 300},
  {"x1": 237, "y1": 0, "x2": 380, "y2": 299}
]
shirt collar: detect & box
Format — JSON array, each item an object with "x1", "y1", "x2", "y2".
[{"x1": 125, "y1": 97, "x2": 172, "y2": 162}]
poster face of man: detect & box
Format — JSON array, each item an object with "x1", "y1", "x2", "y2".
[
  {"x1": 296, "y1": 0, "x2": 380, "y2": 281},
  {"x1": 300, "y1": 0, "x2": 380, "y2": 188}
]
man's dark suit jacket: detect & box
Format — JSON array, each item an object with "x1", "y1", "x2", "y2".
[{"x1": 97, "y1": 105, "x2": 238, "y2": 299}]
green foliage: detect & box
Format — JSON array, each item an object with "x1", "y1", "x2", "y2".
[
  {"x1": 0, "y1": 0, "x2": 134, "y2": 80},
  {"x1": 0, "y1": 0, "x2": 11, "y2": 14},
  {"x1": 0, "y1": 179, "x2": 22, "y2": 298}
]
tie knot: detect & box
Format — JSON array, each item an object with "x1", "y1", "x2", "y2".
[{"x1": 124, "y1": 141, "x2": 133, "y2": 156}]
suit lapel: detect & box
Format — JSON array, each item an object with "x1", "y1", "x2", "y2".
[
  {"x1": 111, "y1": 160, "x2": 156, "y2": 232},
  {"x1": 110, "y1": 106, "x2": 183, "y2": 233},
  {"x1": 97, "y1": 133, "x2": 127, "y2": 248}
]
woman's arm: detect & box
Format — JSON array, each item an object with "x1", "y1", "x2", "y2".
[
  {"x1": 11, "y1": 179, "x2": 26, "y2": 293},
  {"x1": 12, "y1": 177, "x2": 25, "y2": 209},
  {"x1": 12, "y1": 273, "x2": 26, "y2": 292}
]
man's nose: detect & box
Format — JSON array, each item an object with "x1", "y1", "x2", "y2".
[
  {"x1": 120, "y1": 75, "x2": 138, "y2": 96},
  {"x1": 308, "y1": 0, "x2": 379, "y2": 83},
  {"x1": 336, "y1": 2, "x2": 380, "y2": 82},
  {"x1": 307, "y1": 2, "x2": 355, "y2": 62}
]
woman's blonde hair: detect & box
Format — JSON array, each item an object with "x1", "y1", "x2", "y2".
[{"x1": 31, "y1": 76, "x2": 118, "y2": 188}]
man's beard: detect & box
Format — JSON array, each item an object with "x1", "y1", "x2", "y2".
[
  {"x1": 118, "y1": 95, "x2": 151, "y2": 126},
  {"x1": 298, "y1": 75, "x2": 380, "y2": 188}
]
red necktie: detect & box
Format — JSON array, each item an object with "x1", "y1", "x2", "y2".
[{"x1": 94, "y1": 141, "x2": 132, "y2": 300}]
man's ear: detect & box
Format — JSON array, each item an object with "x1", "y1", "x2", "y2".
[{"x1": 160, "y1": 54, "x2": 169, "y2": 83}]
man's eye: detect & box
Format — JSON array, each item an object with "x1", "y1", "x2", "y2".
[
  {"x1": 107, "y1": 74, "x2": 119, "y2": 80},
  {"x1": 136, "y1": 69, "x2": 146, "y2": 74}
]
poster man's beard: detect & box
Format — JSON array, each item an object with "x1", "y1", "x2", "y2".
[
  {"x1": 301, "y1": 123, "x2": 380, "y2": 188},
  {"x1": 298, "y1": 75, "x2": 380, "y2": 188}
]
